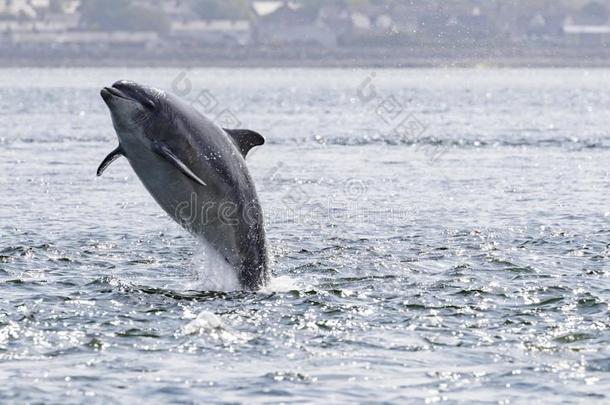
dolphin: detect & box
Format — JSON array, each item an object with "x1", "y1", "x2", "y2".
[{"x1": 97, "y1": 80, "x2": 268, "y2": 290}]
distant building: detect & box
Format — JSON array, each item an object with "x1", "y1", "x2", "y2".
[
  {"x1": 253, "y1": 2, "x2": 340, "y2": 47},
  {"x1": 527, "y1": 12, "x2": 566, "y2": 40},
  {"x1": 0, "y1": 0, "x2": 79, "y2": 40},
  {"x1": 155, "y1": 1, "x2": 251, "y2": 46},
  {"x1": 170, "y1": 19, "x2": 251, "y2": 46},
  {"x1": 318, "y1": 2, "x2": 351, "y2": 37},
  {"x1": 252, "y1": 0, "x2": 286, "y2": 18},
  {"x1": 559, "y1": 1, "x2": 610, "y2": 46},
  {"x1": 0, "y1": 0, "x2": 49, "y2": 19},
  {"x1": 349, "y1": 1, "x2": 396, "y2": 36},
  {"x1": 350, "y1": 12, "x2": 394, "y2": 36},
  {"x1": 418, "y1": 6, "x2": 497, "y2": 42},
  {"x1": 572, "y1": 1, "x2": 609, "y2": 26},
  {"x1": 391, "y1": 4, "x2": 424, "y2": 35},
  {"x1": 59, "y1": 0, "x2": 80, "y2": 14},
  {"x1": 159, "y1": 0, "x2": 198, "y2": 23},
  {"x1": 563, "y1": 24, "x2": 610, "y2": 47}
]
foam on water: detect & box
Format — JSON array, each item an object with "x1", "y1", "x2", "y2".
[
  {"x1": 181, "y1": 308, "x2": 252, "y2": 343},
  {"x1": 181, "y1": 310, "x2": 223, "y2": 335},
  {"x1": 263, "y1": 275, "x2": 299, "y2": 293}
]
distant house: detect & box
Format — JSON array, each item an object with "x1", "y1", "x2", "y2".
[
  {"x1": 318, "y1": 2, "x2": 351, "y2": 37},
  {"x1": 561, "y1": 2, "x2": 610, "y2": 46},
  {"x1": 252, "y1": 0, "x2": 286, "y2": 18},
  {"x1": 418, "y1": 6, "x2": 496, "y2": 42},
  {"x1": 349, "y1": 2, "x2": 396, "y2": 35},
  {"x1": 0, "y1": 3, "x2": 78, "y2": 36},
  {"x1": 563, "y1": 24, "x2": 610, "y2": 47},
  {"x1": 360, "y1": 13, "x2": 394, "y2": 34},
  {"x1": 59, "y1": 0, "x2": 80, "y2": 15},
  {"x1": 0, "y1": 0, "x2": 82, "y2": 36},
  {"x1": 159, "y1": 0, "x2": 198, "y2": 23},
  {"x1": 527, "y1": 12, "x2": 566, "y2": 40},
  {"x1": 391, "y1": 4, "x2": 422, "y2": 35},
  {"x1": 572, "y1": 1, "x2": 609, "y2": 26},
  {"x1": 0, "y1": 0, "x2": 48, "y2": 19},
  {"x1": 253, "y1": 2, "x2": 340, "y2": 47},
  {"x1": 170, "y1": 19, "x2": 251, "y2": 46},
  {"x1": 159, "y1": 0, "x2": 251, "y2": 46},
  {"x1": 350, "y1": 12, "x2": 371, "y2": 32}
]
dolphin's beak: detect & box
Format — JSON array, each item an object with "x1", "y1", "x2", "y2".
[
  {"x1": 100, "y1": 87, "x2": 112, "y2": 103},
  {"x1": 101, "y1": 86, "x2": 132, "y2": 104},
  {"x1": 101, "y1": 81, "x2": 156, "y2": 110}
]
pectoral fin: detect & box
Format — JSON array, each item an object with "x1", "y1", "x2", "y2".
[
  {"x1": 97, "y1": 145, "x2": 125, "y2": 176},
  {"x1": 224, "y1": 129, "x2": 265, "y2": 158},
  {"x1": 152, "y1": 141, "x2": 207, "y2": 187}
]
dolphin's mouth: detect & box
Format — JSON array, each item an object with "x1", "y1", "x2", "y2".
[
  {"x1": 101, "y1": 81, "x2": 156, "y2": 110},
  {"x1": 101, "y1": 85, "x2": 133, "y2": 102}
]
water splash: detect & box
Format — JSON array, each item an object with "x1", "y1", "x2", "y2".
[
  {"x1": 181, "y1": 310, "x2": 223, "y2": 335},
  {"x1": 186, "y1": 240, "x2": 240, "y2": 292},
  {"x1": 180, "y1": 309, "x2": 252, "y2": 343},
  {"x1": 263, "y1": 275, "x2": 299, "y2": 293},
  {"x1": 185, "y1": 240, "x2": 297, "y2": 293}
]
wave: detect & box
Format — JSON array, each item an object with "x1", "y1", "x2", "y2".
[
  {"x1": 2, "y1": 131, "x2": 608, "y2": 150},
  {"x1": 0, "y1": 135, "x2": 112, "y2": 145},
  {"x1": 264, "y1": 134, "x2": 610, "y2": 149}
]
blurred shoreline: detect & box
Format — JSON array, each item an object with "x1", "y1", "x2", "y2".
[
  {"x1": 3, "y1": 46, "x2": 610, "y2": 68},
  {"x1": 3, "y1": 0, "x2": 610, "y2": 69}
]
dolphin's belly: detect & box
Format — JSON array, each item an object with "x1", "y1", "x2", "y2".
[{"x1": 127, "y1": 154, "x2": 250, "y2": 267}]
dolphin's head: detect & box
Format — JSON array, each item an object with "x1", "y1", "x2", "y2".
[{"x1": 101, "y1": 80, "x2": 166, "y2": 145}]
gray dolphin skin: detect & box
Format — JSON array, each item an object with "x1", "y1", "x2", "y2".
[{"x1": 98, "y1": 80, "x2": 268, "y2": 290}]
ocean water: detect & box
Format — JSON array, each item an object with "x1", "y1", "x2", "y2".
[{"x1": 0, "y1": 68, "x2": 609, "y2": 403}]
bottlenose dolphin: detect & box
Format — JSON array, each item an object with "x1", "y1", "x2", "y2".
[{"x1": 97, "y1": 80, "x2": 268, "y2": 290}]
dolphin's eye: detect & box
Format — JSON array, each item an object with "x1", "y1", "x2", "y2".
[{"x1": 143, "y1": 99, "x2": 156, "y2": 110}]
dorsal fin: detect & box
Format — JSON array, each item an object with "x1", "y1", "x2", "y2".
[{"x1": 224, "y1": 129, "x2": 265, "y2": 158}]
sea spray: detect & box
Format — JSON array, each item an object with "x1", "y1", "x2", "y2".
[{"x1": 186, "y1": 239, "x2": 241, "y2": 292}]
